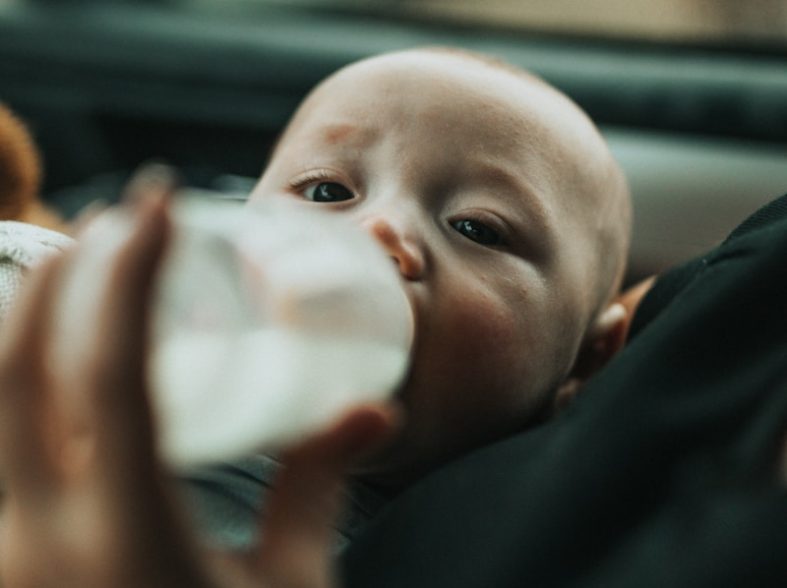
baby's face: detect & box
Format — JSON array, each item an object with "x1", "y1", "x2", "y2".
[{"x1": 251, "y1": 51, "x2": 618, "y2": 483}]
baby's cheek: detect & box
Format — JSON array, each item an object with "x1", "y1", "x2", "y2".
[
  {"x1": 442, "y1": 292, "x2": 533, "y2": 386},
  {"x1": 393, "y1": 292, "x2": 546, "y2": 469}
]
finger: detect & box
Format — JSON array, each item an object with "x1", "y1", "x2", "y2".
[
  {"x1": 258, "y1": 404, "x2": 400, "y2": 587},
  {"x1": 70, "y1": 198, "x2": 109, "y2": 237},
  {"x1": 123, "y1": 162, "x2": 181, "y2": 206},
  {"x1": 69, "y1": 172, "x2": 191, "y2": 558},
  {"x1": 0, "y1": 252, "x2": 69, "y2": 497},
  {"x1": 87, "y1": 174, "x2": 175, "y2": 486}
]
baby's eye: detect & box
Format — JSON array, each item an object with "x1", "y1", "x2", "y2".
[
  {"x1": 451, "y1": 219, "x2": 504, "y2": 247},
  {"x1": 303, "y1": 182, "x2": 354, "y2": 203}
]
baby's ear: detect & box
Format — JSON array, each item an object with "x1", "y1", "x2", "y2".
[{"x1": 552, "y1": 301, "x2": 630, "y2": 413}]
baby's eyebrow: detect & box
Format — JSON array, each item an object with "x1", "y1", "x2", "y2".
[{"x1": 467, "y1": 162, "x2": 555, "y2": 261}]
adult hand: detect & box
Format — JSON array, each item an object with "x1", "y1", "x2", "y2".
[{"x1": 0, "y1": 172, "x2": 395, "y2": 588}]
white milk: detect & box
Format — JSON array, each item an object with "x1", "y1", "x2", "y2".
[
  {"x1": 152, "y1": 329, "x2": 409, "y2": 468},
  {"x1": 151, "y1": 197, "x2": 414, "y2": 468}
]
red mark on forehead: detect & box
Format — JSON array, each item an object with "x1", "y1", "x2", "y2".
[{"x1": 322, "y1": 124, "x2": 357, "y2": 145}]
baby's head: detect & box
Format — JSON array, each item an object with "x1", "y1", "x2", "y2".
[{"x1": 250, "y1": 48, "x2": 631, "y2": 485}]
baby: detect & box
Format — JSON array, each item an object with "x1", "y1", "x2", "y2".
[
  {"x1": 0, "y1": 47, "x2": 633, "y2": 586},
  {"x1": 0, "y1": 48, "x2": 631, "y2": 532},
  {"x1": 247, "y1": 47, "x2": 632, "y2": 490}
]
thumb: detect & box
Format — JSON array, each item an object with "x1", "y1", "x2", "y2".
[{"x1": 257, "y1": 404, "x2": 399, "y2": 588}]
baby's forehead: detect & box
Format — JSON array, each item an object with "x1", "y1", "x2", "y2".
[
  {"x1": 293, "y1": 57, "x2": 556, "y2": 147},
  {"x1": 278, "y1": 50, "x2": 616, "y2": 204},
  {"x1": 302, "y1": 53, "x2": 596, "y2": 153},
  {"x1": 331, "y1": 49, "x2": 539, "y2": 87},
  {"x1": 318, "y1": 52, "x2": 547, "y2": 108}
]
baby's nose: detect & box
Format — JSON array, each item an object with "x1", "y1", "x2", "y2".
[{"x1": 361, "y1": 216, "x2": 425, "y2": 280}]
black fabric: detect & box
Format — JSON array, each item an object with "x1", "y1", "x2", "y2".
[
  {"x1": 627, "y1": 255, "x2": 705, "y2": 341},
  {"x1": 725, "y1": 194, "x2": 787, "y2": 244},
  {"x1": 630, "y1": 191, "x2": 787, "y2": 341},
  {"x1": 341, "y1": 193, "x2": 787, "y2": 588}
]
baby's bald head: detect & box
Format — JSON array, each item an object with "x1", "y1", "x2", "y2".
[
  {"x1": 278, "y1": 47, "x2": 631, "y2": 324},
  {"x1": 255, "y1": 48, "x2": 632, "y2": 481}
]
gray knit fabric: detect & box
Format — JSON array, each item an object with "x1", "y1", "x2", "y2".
[
  {"x1": 0, "y1": 221, "x2": 74, "y2": 324},
  {"x1": 179, "y1": 454, "x2": 389, "y2": 552}
]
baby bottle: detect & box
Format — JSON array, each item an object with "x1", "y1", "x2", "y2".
[{"x1": 56, "y1": 194, "x2": 414, "y2": 469}]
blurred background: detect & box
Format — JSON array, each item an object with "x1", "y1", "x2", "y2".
[{"x1": 1, "y1": 0, "x2": 786, "y2": 281}]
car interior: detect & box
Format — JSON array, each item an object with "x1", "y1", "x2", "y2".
[{"x1": 1, "y1": 0, "x2": 786, "y2": 283}]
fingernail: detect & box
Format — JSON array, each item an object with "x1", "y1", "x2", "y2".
[{"x1": 124, "y1": 163, "x2": 180, "y2": 206}]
